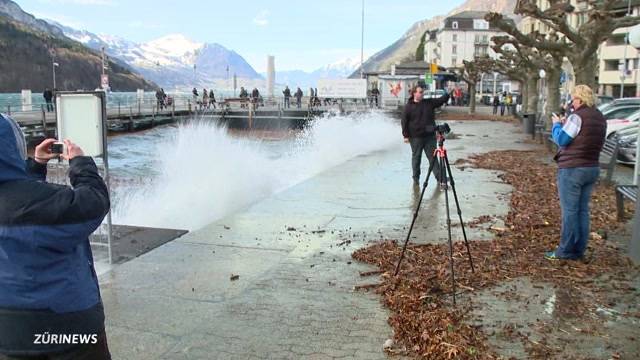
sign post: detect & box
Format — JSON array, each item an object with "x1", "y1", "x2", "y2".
[
  {"x1": 101, "y1": 74, "x2": 109, "y2": 91},
  {"x1": 317, "y1": 79, "x2": 367, "y2": 98},
  {"x1": 55, "y1": 91, "x2": 112, "y2": 264}
]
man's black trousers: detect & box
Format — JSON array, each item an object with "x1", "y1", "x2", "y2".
[{"x1": 409, "y1": 136, "x2": 441, "y2": 183}]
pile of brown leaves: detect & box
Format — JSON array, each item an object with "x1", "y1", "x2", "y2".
[{"x1": 352, "y1": 150, "x2": 637, "y2": 359}]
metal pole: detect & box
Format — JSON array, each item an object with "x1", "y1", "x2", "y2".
[
  {"x1": 101, "y1": 47, "x2": 106, "y2": 76},
  {"x1": 620, "y1": 0, "x2": 632, "y2": 98},
  {"x1": 360, "y1": 0, "x2": 365, "y2": 79},
  {"x1": 52, "y1": 61, "x2": 57, "y2": 89},
  {"x1": 100, "y1": 92, "x2": 113, "y2": 265}
]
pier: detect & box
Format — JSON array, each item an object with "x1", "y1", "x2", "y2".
[{"x1": 7, "y1": 95, "x2": 376, "y2": 142}]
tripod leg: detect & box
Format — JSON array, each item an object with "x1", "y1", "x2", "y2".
[
  {"x1": 444, "y1": 155, "x2": 475, "y2": 273},
  {"x1": 441, "y1": 154, "x2": 456, "y2": 306},
  {"x1": 394, "y1": 151, "x2": 438, "y2": 276}
]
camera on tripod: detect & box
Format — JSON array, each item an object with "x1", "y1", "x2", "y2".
[{"x1": 435, "y1": 123, "x2": 451, "y2": 135}]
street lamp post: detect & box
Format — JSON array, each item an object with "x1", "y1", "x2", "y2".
[
  {"x1": 360, "y1": 0, "x2": 365, "y2": 79},
  {"x1": 620, "y1": 0, "x2": 632, "y2": 98},
  {"x1": 52, "y1": 60, "x2": 59, "y2": 89}
]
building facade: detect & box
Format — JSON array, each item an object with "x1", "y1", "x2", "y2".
[{"x1": 424, "y1": 11, "x2": 519, "y2": 96}]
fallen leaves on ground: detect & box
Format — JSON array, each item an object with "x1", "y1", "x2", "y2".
[{"x1": 352, "y1": 150, "x2": 637, "y2": 359}]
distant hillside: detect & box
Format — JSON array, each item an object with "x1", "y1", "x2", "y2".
[
  {"x1": 0, "y1": 16, "x2": 156, "y2": 92},
  {"x1": 351, "y1": 0, "x2": 518, "y2": 76}
]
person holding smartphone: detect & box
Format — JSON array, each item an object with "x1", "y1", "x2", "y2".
[
  {"x1": 546, "y1": 85, "x2": 606, "y2": 261},
  {"x1": 0, "y1": 114, "x2": 111, "y2": 359}
]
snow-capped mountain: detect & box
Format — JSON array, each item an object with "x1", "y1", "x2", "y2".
[
  {"x1": 49, "y1": 21, "x2": 261, "y2": 89},
  {"x1": 313, "y1": 58, "x2": 362, "y2": 78},
  {"x1": 271, "y1": 57, "x2": 362, "y2": 88}
]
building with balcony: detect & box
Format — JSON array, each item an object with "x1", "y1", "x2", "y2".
[
  {"x1": 424, "y1": 11, "x2": 519, "y2": 95},
  {"x1": 519, "y1": 0, "x2": 640, "y2": 97}
]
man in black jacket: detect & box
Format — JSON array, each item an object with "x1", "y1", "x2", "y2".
[
  {"x1": 0, "y1": 114, "x2": 111, "y2": 359},
  {"x1": 402, "y1": 86, "x2": 449, "y2": 186}
]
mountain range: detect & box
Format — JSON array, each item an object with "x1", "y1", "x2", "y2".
[
  {"x1": 266, "y1": 58, "x2": 362, "y2": 89},
  {"x1": 351, "y1": 0, "x2": 519, "y2": 77},
  {"x1": 53, "y1": 22, "x2": 261, "y2": 89}
]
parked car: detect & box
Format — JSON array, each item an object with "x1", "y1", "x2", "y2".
[
  {"x1": 597, "y1": 95, "x2": 614, "y2": 106},
  {"x1": 606, "y1": 108, "x2": 640, "y2": 138},
  {"x1": 614, "y1": 123, "x2": 639, "y2": 165},
  {"x1": 598, "y1": 97, "x2": 640, "y2": 113},
  {"x1": 602, "y1": 104, "x2": 640, "y2": 120}
]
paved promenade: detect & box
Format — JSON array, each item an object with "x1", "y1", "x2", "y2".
[{"x1": 98, "y1": 120, "x2": 539, "y2": 359}]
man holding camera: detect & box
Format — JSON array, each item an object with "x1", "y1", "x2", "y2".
[
  {"x1": 402, "y1": 86, "x2": 449, "y2": 186},
  {"x1": 0, "y1": 114, "x2": 111, "y2": 359}
]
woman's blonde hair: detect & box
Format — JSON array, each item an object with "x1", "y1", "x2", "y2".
[{"x1": 571, "y1": 85, "x2": 595, "y2": 107}]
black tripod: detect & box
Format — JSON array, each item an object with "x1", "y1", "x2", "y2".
[{"x1": 394, "y1": 129, "x2": 475, "y2": 305}]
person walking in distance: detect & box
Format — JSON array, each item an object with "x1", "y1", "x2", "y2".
[
  {"x1": 294, "y1": 87, "x2": 303, "y2": 109},
  {"x1": 500, "y1": 91, "x2": 507, "y2": 116},
  {"x1": 202, "y1": 89, "x2": 209, "y2": 110},
  {"x1": 402, "y1": 85, "x2": 449, "y2": 186},
  {"x1": 492, "y1": 94, "x2": 500, "y2": 115},
  {"x1": 209, "y1": 89, "x2": 216, "y2": 109}
]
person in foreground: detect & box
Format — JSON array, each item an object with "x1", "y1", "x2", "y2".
[
  {"x1": 0, "y1": 114, "x2": 111, "y2": 359},
  {"x1": 546, "y1": 85, "x2": 606, "y2": 261},
  {"x1": 401, "y1": 85, "x2": 449, "y2": 186}
]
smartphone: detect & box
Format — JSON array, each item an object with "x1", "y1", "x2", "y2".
[{"x1": 50, "y1": 143, "x2": 64, "y2": 154}]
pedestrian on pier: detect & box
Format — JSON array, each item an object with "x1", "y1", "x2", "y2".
[
  {"x1": 209, "y1": 90, "x2": 216, "y2": 109},
  {"x1": 42, "y1": 88, "x2": 53, "y2": 112},
  {"x1": 251, "y1": 88, "x2": 260, "y2": 104},
  {"x1": 294, "y1": 87, "x2": 303, "y2": 109},
  {"x1": 161, "y1": 88, "x2": 167, "y2": 109},
  {"x1": 239, "y1": 87, "x2": 247, "y2": 108},
  {"x1": 192, "y1": 87, "x2": 199, "y2": 108},
  {"x1": 155, "y1": 89, "x2": 164, "y2": 110},
  {"x1": 202, "y1": 89, "x2": 209, "y2": 110},
  {"x1": 371, "y1": 87, "x2": 380, "y2": 108},
  {"x1": 283, "y1": 86, "x2": 291, "y2": 108}
]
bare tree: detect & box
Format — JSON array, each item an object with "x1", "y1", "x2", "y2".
[
  {"x1": 491, "y1": 34, "x2": 564, "y2": 127},
  {"x1": 487, "y1": 0, "x2": 640, "y2": 88},
  {"x1": 458, "y1": 57, "x2": 495, "y2": 114}
]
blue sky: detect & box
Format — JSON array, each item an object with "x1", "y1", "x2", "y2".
[{"x1": 17, "y1": 0, "x2": 466, "y2": 72}]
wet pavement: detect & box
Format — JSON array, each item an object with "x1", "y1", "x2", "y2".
[{"x1": 99, "y1": 119, "x2": 635, "y2": 359}]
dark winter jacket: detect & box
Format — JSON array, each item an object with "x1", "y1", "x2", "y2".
[
  {"x1": 283, "y1": 88, "x2": 291, "y2": 98},
  {"x1": 43, "y1": 90, "x2": 53, "y2": 102},
  {"x1": 401, "y1": 93, "x2": 449, "y2": 138},
  {"x1": 0, "y1": 114, "x2": 109, "y2": 355}
]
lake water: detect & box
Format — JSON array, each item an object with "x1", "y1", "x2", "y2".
[{"x1": 108, "y1": 111, "x2": 402, "y2": 231}]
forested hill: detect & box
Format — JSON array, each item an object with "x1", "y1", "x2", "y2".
[{"x1": 0, "y1": 16, "x2": 156, "y2": 93}]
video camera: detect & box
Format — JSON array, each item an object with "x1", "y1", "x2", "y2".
[{"x1": 435, "y1": 123, "x2": 451, "y2": 135}]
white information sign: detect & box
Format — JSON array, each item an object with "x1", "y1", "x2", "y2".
[
  {"x1": 21, "y1": 90, "x2": 32, "y2": 112},
  {"x1": 56, "y1": 93, "x2": 105, "y2": 157},
  {"x1": 317, "y1": 79, "x2": 367, "y2": 98}
]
